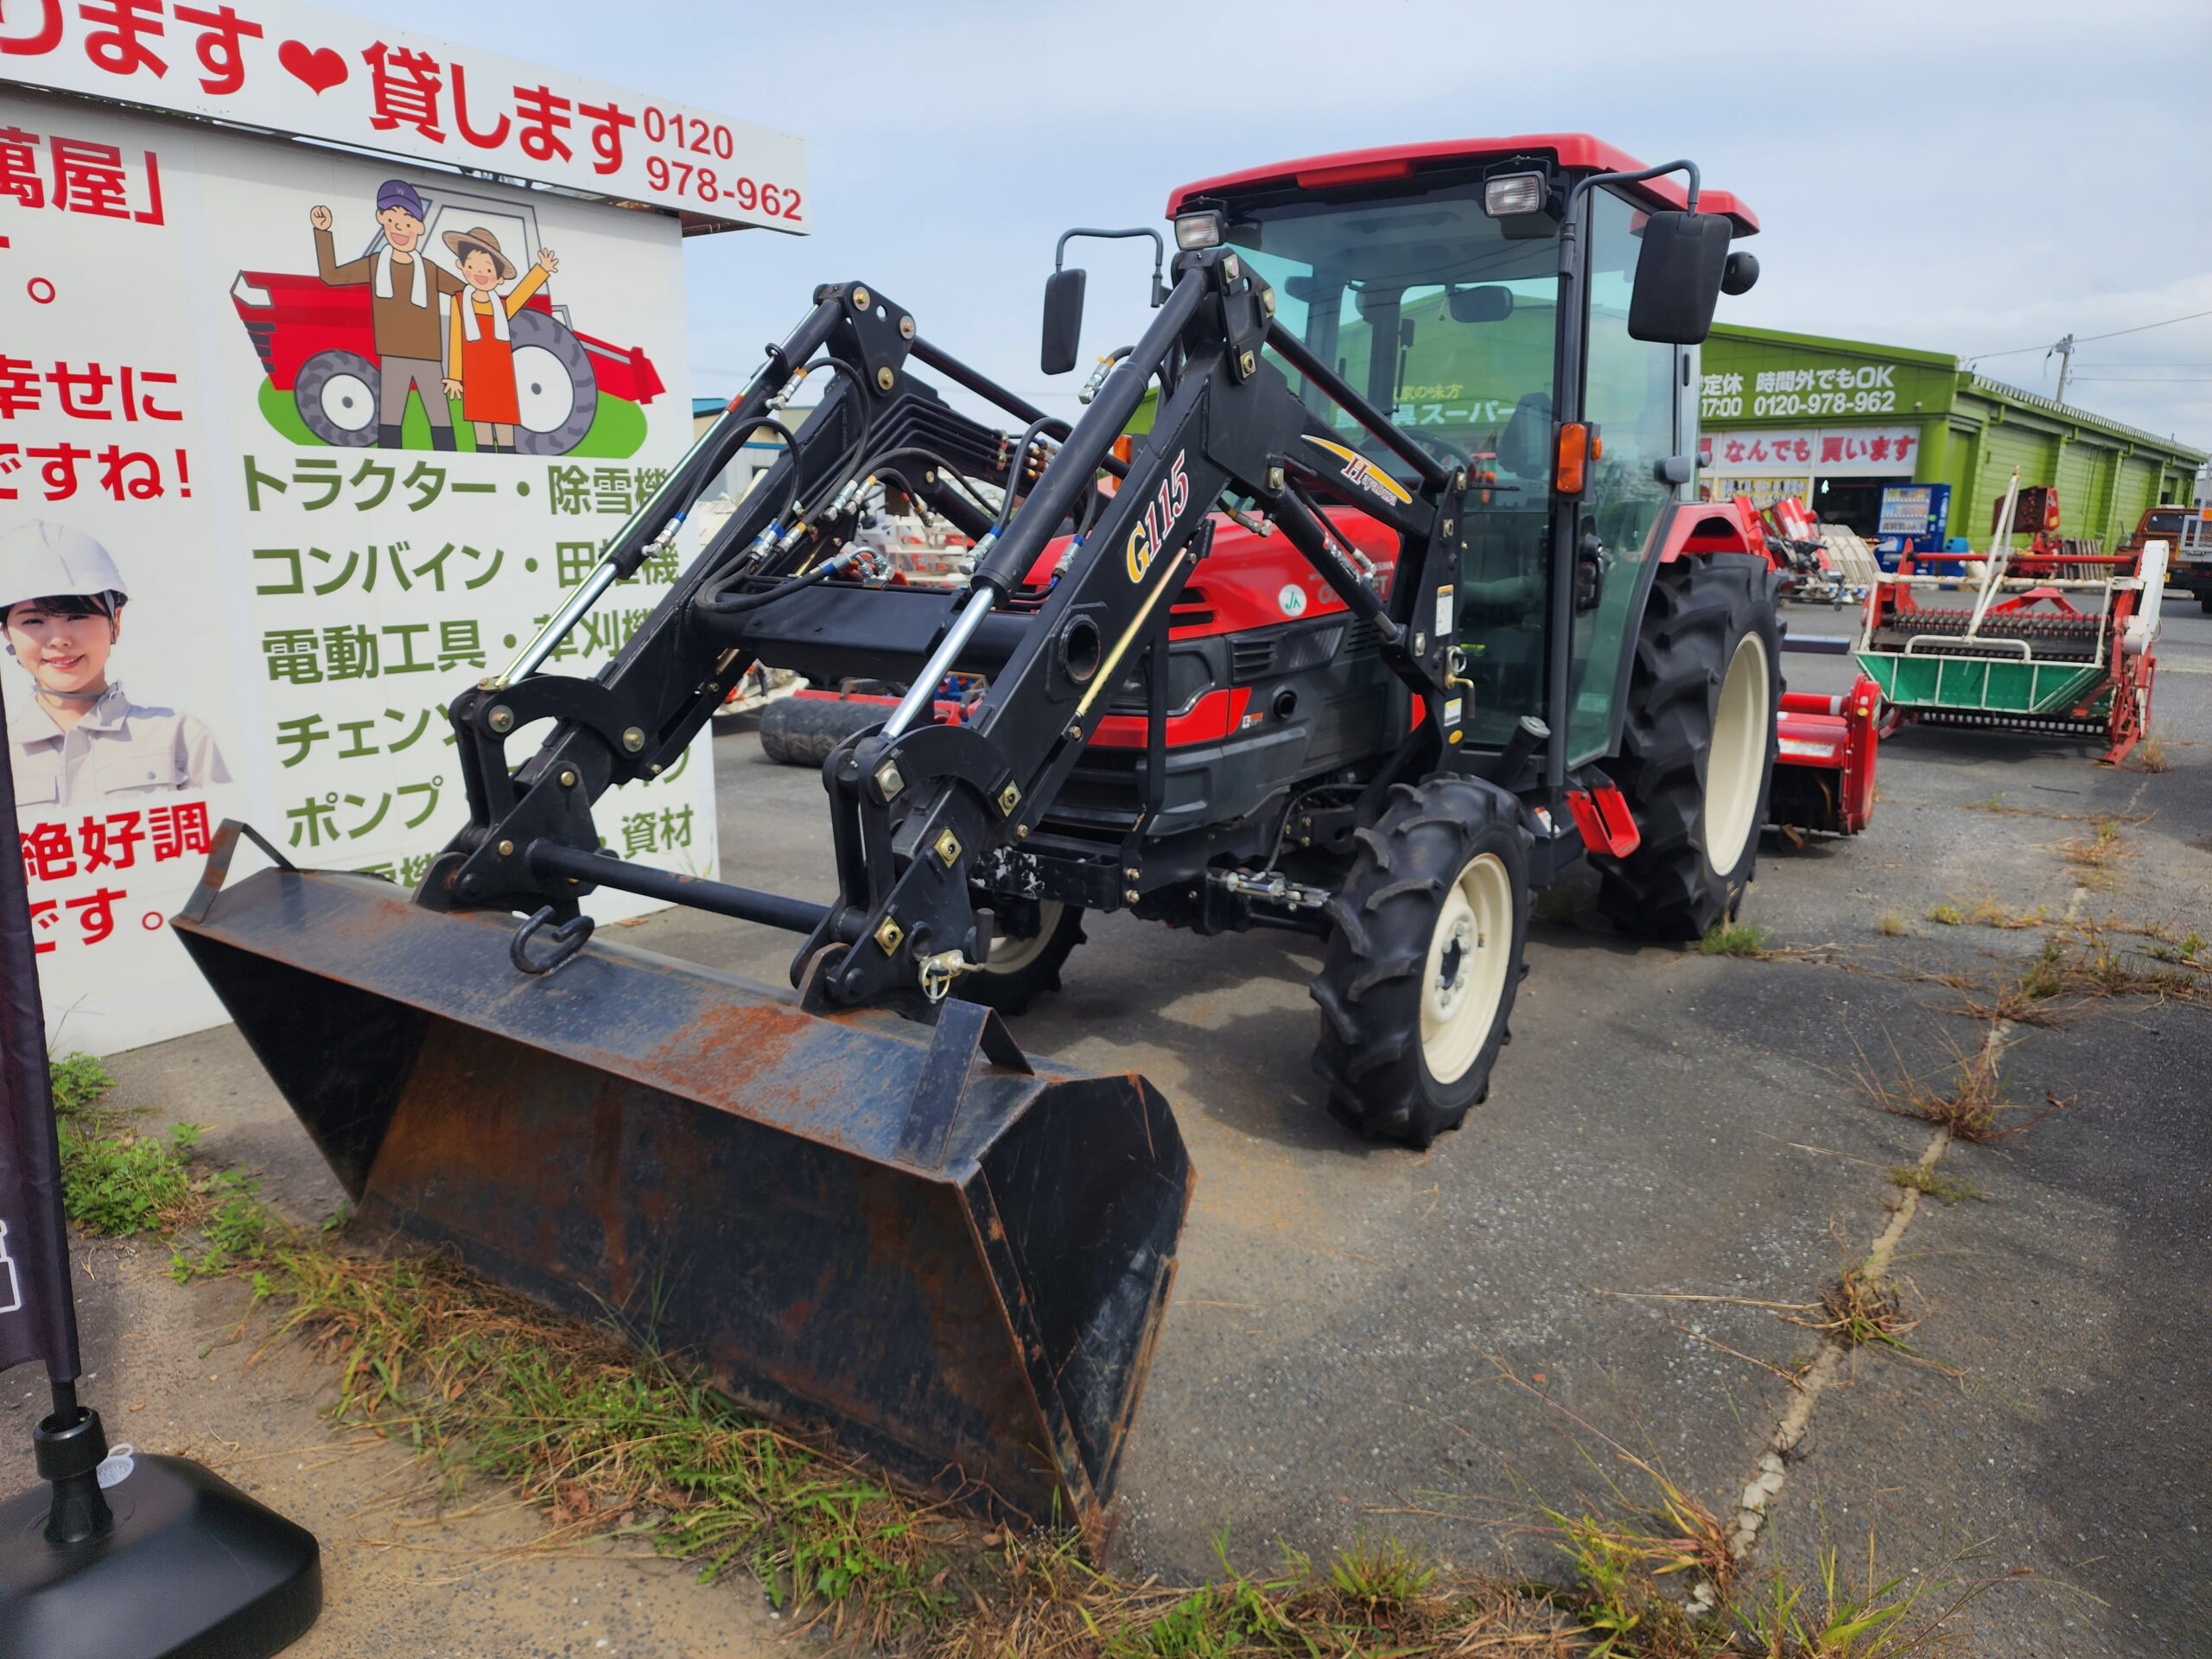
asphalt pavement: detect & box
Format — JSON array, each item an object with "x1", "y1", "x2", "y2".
[{"x1": 76, "y1": 592, "x2": 2212, "y2": 1656}]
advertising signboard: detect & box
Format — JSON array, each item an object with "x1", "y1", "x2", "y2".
[
  {"x1": 0, "y1": 0, "x2": 804, "y2": 230},
  {"x1": 3, "y1": 60, "x2": 760, "y2": 1053}
]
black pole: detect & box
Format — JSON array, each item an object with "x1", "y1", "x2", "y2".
[
  {"x1": 0, "y1": 699, "x2": 321, "y2": 1652},
  {"x1": 0, "y1": 713, "x2": 113, "y2": 1546}
]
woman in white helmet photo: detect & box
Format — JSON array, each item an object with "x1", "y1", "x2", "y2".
[{"x1": 3, "y1": 520, "x2": 230, "y2": 810}]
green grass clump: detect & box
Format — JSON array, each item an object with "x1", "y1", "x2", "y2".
[
  {"x1": 1699, "y1": 919, "x2": 1774, "y2": 957},
  {"x1": 48, "y1": 1053, "x2": 205, "y2": 1237},
  {"x1": 1888, "y1": 1165, "x2": 1980, "y2": 1205}
]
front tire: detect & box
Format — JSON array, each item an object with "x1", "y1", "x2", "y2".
[
  {"x1": 295, "y1": 350, "x2": 380, "y2": 447},
  {"x1": 1311, "y1": 777, "x2": 1530, "y2": 1147},
  {"x1": 963, "y1": 898, "x2": 1084, "y2": 1014},
  {"x1": 1594, "y1": 554, "x2": 1782, "y2": 940}
]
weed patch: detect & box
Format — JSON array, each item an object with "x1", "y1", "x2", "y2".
[
  {"x1": 1888, "y1": 1165, "x2": 1980, "y2": 1205},
  {"x1": 1856, "y1": 1035, "x2": 2066, "y2": 1144},
  {"x1": 1875, "y1": 911, "x2": 1911, "y2": 938},
  {"x1": 1924, "y1": 903, "x2": 1963, "y2": 926},
  {"x1": 2057, "y1": 819, "x2": 2130, "y2": 887},
  {"x1": 1798, "y1": 1268, "x2": 1918, "y2": 1355},
  {"x1": 1700, "y1": 920, "x2": 1775, "y2": 958}
]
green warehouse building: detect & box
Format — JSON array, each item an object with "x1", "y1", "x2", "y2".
[{"x1": 1696, "y1": 324, "x2": 2205, "y2": 546}]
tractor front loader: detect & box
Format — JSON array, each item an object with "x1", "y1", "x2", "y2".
[{"x1": 178, "y1": 134, "x2": 1796, "y2": 1535}]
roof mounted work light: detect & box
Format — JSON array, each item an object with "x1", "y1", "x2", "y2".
[
  {"x1": 1173, "y1": 211, "x2": 1224, "y2": 251},
  {"x1": 1482, "y1": 173, "x2": 1547, "y2": 218}
]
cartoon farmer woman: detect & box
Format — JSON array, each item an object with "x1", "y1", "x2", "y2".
[
  {"x1": 439, "y1": 227, "x2": 561, "y2": 454},
  {"x1": 3, "y1": 522, "x2": 229, "y2": 811}
]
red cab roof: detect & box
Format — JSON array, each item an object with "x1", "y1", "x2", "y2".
[{"x1": 1167, "y1": 133, "x2": 1758, "y2": 234}]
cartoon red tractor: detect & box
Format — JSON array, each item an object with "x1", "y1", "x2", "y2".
[{"x1": 231, "y1": 187, "x2": 663, "y2": 454}]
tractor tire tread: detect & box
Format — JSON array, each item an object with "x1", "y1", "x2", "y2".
[
  {"x1": 1310, "y1": 774, "x2": 1530, "y2": 1147},
  {"x1": 1594, "y1": 555, "x2": 1782, "y2": 943}
]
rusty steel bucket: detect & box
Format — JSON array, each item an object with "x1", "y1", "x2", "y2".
[{"x1": 172, "y1": 825, "x2": 1190, "y2": 1541}]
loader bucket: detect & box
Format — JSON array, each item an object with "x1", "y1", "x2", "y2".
[{"x1": 172, "y1": 827, "x2": 1190, "y2": 1544}]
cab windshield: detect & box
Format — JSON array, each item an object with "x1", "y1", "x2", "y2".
[
  {"x1": 1226, "y1": 177, "x2": 1683, "y2": 759},
  {"x1": 1224, "y1": 180, "x2": 1561, "y2": 487}
]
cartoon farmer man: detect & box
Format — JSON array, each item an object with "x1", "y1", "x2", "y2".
[
  {"x1": 308, "y1": 179, "x2": 465, "y2": 450},
  {"x1": 440, "y1": 226, "x2": 560, "y2": 454},
  {"x1": 3, "y1": 521, "x2": 230, "y2": 811}
]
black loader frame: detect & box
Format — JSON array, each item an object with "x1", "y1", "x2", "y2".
[{"x1": 424, "y1": 247, "x2": 1477, "y2": 1010}]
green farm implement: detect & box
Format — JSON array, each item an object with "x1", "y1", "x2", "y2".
[{"x1": 1855, "y1": 474, "x2": 2168, "y2": 764}]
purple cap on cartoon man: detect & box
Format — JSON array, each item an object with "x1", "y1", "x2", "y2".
[{"x1": 376, "y1": 178, "x2": 426, "y2": 218}]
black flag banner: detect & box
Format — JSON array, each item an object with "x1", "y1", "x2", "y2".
[{"x1": 0, "y1": 728, "x2": 83, "y2": 1382}]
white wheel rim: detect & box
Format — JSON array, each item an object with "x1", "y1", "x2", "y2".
[
  {"x1": 1704, "y1": 632, "x2": 1770, "y2": 874},
  {"x1": 319, "y1": 372, "x2": 375, "y2": 432},
  {"x1": 512, "y1": 345, "x2": 577, "y2": 434},
  {"x1": 1420, "y1": 853, "x2": 1512, "y2": 1085},
  {"x1": 982, "y1": 899, "x2": 1063, "y2": 976}
]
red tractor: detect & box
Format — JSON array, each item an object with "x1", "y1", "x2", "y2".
[
  {"x1": 231, "y1": 185, "x2": 664, "y2": 454},
  {"x1": 182, "y1": 134, "x2": 1885, "y2": 1534}
]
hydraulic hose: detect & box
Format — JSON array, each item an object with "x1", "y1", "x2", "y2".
[{"x1": 697, "y1": 547, "x2": 863, "y2": 615}]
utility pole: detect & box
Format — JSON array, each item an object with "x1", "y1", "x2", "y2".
[{"x1": 2049, "y1": 333, "x2": 2076, "y2": 404}]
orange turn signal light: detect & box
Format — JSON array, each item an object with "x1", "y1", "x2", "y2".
[{"x1": 1556, "y1": 422, "x2": 1589, "y2": 493}]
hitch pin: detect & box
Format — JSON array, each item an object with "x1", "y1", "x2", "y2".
[{"x1": 918, "y1": 949, "x2": 976, "y2": 1003}]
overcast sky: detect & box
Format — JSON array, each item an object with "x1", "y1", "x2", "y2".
[{"x1": 366, "y1": 0, "x2": 2211, "y2": 454}]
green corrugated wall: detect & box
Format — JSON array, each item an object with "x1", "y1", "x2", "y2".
[
  {"x1": 2054, "y1": 442, "x2": 2098, "y2": 537},
  {"x1": 1974, "y1": 423, "x2": 2056, "y2": 536},
  {"x1": 2112, "y1": 457, "x2": 2157, "y2": 536}
]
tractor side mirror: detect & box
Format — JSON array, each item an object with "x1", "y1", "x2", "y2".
[
  {"x1": 1720, "y1": 250, "x2": 1760, "y2": 296},
  {"x1": 1041, "y1": 268, "x2": 1087, "y2": 375},
  {"x1": 1448, "y1": 284, "x2": 1514, "y2": 324},
  {"x1": 1627, "y1": 210, "x2": 1732, "y2": 344}
]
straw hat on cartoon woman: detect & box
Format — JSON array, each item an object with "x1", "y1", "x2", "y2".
[{"x1": 439, "y1": 226, "x2": 561, "y2": 454}]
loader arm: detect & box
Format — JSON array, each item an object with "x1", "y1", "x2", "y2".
[{"x1": 423, "y1": 248, "x2": 1471, "y2": 1015}]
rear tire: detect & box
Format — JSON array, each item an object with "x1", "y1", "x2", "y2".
[
  {"x1": 508, "y1": 309, "x2": 599, "y2": 456},
  {"x1": 1594, "y1": 554, "x2": 1782, "y2": 941},
  {"x1": 758, "y1": 696, "x2": 887, "y2": 766},
  {"x1": 963, "y1": 899, "x2": 1085, "y2": 1014},
  {"x1": 1311, "y1": 776, "x2": 1530, "y2": 1147}
]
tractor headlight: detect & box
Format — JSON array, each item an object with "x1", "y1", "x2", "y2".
[
  {"x1": 1173, "y1": 211, "x2": 1224, "y2": 251},
  {"x1": 232, "y1": 272, "x2": 273, "y2": 309},
  {"x1": 1482, "y1": 173, "x2": 1547, "y2": 218}
]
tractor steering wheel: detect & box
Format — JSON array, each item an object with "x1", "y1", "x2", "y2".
[{"x1": 1402, "y1": 428, "x2": 1473, "y2": 470}]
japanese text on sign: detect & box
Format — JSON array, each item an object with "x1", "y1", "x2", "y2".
[{"x1": 0, "y1": 0, "x2": 804, "y2": 231}]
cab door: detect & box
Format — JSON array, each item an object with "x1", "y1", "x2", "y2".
[{"x1": 1565, "y1": 188, "x2": 1687, "y2": 764}]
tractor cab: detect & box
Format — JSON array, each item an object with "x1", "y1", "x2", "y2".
[{"x1": 1167, "y1": 137, "x2": 1759, "y2": 755}]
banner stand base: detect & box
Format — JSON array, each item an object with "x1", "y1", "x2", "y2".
[{"x1": 0, "y1": 1406, "x2": 321, "y2": 1657}]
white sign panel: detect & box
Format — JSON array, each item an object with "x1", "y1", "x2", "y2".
[
  {"x1": 4, "y1": 89, "x2": 718, "y2": 1054},
  {"x1": 0, "y1": 0, "x2": 805, "y2": 231},
  {"x1": 1698, "y1": 426, "x2": 1922, "y2": 478}
]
